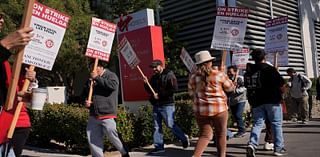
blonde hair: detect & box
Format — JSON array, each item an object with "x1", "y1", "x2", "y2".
[{"x1": 197, "y1": 62, "x2": 213, "y2": 86}]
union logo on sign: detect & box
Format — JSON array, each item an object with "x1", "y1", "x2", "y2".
[
  {"x1": 231, "y1": 29, "x2": 239, "y2": 36},
  {"x1": 277, "y1": 34, "x2": 283, "y2": 40},
  {"x1": 45, "y1": 39, "x2": 54, "y2": 48},
  {"x1": 102, "y1": 40, "x2": 107, "y2": 47}
]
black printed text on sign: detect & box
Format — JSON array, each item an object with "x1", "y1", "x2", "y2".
[{"x1": 23, "y1": 1, "x2": 70, "y2": 70}]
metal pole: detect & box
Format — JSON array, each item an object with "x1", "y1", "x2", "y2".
[
  {"x1": 156, "y1": 0, "x2": 160, "y2": 25},
  {"x1": 270, "y1": 0, "x2": 274, "y2": 19}
]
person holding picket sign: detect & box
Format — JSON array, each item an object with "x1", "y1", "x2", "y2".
[
  {"x1": 82, "y1": 62, "x2": 130, "y2": 157},
  {"x1": 143, "y1": 59, "x2": 190, "y2": 154},
  {"x1": 0, "y1": 8, "x2": 38, "y2": 157},
  {"x1": 188, "y1": 50, "x2": 235, "y2": 157}
]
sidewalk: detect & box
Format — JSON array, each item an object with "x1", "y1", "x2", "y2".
[{"x1": 22, "y1": 118, "x2": 320, "y2": 157}]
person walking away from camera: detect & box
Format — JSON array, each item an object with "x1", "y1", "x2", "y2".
[
  {"x1": 0, "y1": 10, "x2": 36, "y2": 157},
  {"x1": 188, "y1": 50, "x2": 235, "y2": 157},
  {"x1": 227, "y1": 65, "x2": 247, "y2": 138},
  {"x1": 244, "y1": 49, "x2": 286, "y2": 156},
  {"x1": 286, "y1": 68, "x2": 312, "y2": 124},
  {"x1": 82, "y1": 62, "x2": 129, "y2": 157},
  {"x1": 143, "y1": 59, "x2": 189, "y2": 154}
]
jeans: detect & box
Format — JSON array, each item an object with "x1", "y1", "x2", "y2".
[
  {"x1": 230, "y1": 101, "x2": 246, "y2": 133},
  {"x1": 0, "y1": 143, "x2": 15, "y2": 157},
  {"x1": 86, "y1": 117, "x2": 127, "y2": 157},
  {"x1": 153, "y1": 104, "x2": 187, "y2": 149},
  {"x1": 248, "y1": 103, "x2": 285, "y2": 152}
]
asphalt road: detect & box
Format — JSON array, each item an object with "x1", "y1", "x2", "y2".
[{"x1": 22, "y1": 118, "x2": 320, "y2": 157}]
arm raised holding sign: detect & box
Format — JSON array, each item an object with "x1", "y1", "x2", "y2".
[{"x1": 0, "y1": 27, "x2": 34, "y2": 51}]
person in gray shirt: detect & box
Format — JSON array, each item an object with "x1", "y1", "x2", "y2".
[{"x1": 286, "y1": 68, "x2": 312, "y2": 124}]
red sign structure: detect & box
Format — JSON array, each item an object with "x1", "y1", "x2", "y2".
[{"x1": 118, "y1": 26, "x2": 164, "y2": 101}]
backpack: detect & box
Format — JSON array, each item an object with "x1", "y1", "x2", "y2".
[{"x1": 293, "y1": 74, "x2": 311, "y2": 96}]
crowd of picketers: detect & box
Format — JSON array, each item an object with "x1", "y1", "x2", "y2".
[{"x1": 1, "y1": 8, "x2": 320, "y2": 157}]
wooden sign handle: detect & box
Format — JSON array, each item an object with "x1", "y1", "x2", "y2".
[
  {"x1": 273, "y1": 52, "x2": 278, "y2": 70},
  {"x1": 87, "y1": 58, "x2": 99, "y2": 102},
  {"x1": 136, "y1": 65, "x2": 156, "y2": 96},
  {"x1": 7, "y1": 65, "x2": 35, "y2": 139},
  {"x1": 4, "y1": 0, "x2": 35, "y2": 110},
  {"x1": 220, "y1": 49, "x2": 227, "y2": 72}
]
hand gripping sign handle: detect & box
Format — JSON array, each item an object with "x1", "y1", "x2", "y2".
[
  {"x1": 136, "y1": 65, "x2": 156, "y2": 96},
  {"x1": 87, "y1": 58, "x2": 99, "y2": 103},
  {"x1": 5, "y1": 0, "x2": 34, "y2": 110},
  {"x1": 7, "y1": 65, "x2": 35, "y2": 139}
]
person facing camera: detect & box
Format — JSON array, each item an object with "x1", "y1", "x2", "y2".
[{"x1": 143, "y1": 59, "x2": 190, "y2": 154}]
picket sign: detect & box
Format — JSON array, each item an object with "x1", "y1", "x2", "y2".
[
  {"x1": 5, "y1": 0, "x2": 70, "y2": 139},
  {"x1": 85, "y1": 18, "x2": 117, "y2": 102},
  {"x1": 180, "y1": 47, "x2": 196, "y2": 73},
  {"x1": 118, "y1": 37, "x2": 156, "y2": 96}
]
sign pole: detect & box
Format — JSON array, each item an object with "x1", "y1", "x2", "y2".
[
  {"x1": 220, "y1": 49, "x2": 227, "y2": 72},
  {"x1": 7, "y1": 66, "x2": 35, "y2": 139},
  {"x1": 4, "y1": 0, "x2": 35, "y2": 110},
  {"x1": 136, "y1": 65, "x2": 156, "y2": 96},
  {"x1": 87, "y1": 58, "x2": 99, "y2": 102}
]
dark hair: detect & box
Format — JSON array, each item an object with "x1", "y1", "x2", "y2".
[
  {"x1": 286, "y1": 68, "x2": 296, "y2": 73},
  {"x1": 89, "y1": 60, "x2": 107, "y2": 68},
  {"x1": 250, "y1": 49, "x2": 265, "y2": 63},
  {"x1": 227, "y1": 65, "x2": 238, "y2": 71}
]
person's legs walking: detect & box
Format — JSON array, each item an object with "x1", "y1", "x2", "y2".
[
  {"x1": 264, "y1": 120, "x2": 274, "y2": 150},
  {"x1": 289, "y1": 97, "x2": 298, "y2": 121},
  {"x1": 11, "y1": 127, "x2": 30, "y2": 157},
  {"x1": 247, "y1": 105, "x2": 266, "y2": 157},
  {"x1": 232, "y1": 102, "x2": 246, "y2": 137},
  {"x1": 300, "y1": 96, "x2": 309, "y2": 122},
  {"x1": 152, "y1": 106, "x2": 164, "y2": 151},
  {"x1": 102, "y1": 118, "x2": 128, "y2": 155},
  {"x1": 213, "y1": 111, "x2": 228, "y2": 157},
  {"x1": 86, "y1": 116, "x2": 104, "y2": 157},
  {"x1": 193, "y1": 116, "x2": 214, "y2": 157},
  {"x1": 161, "y1": 105, "x2": 189, "y2": 147},
  {"x1": 265, "y1": 104, "x2": 285, "y2": 155}
]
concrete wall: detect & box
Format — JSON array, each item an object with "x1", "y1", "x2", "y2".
[{"x1": 299, "y1": 0, "x2": 320, "y2": 78}]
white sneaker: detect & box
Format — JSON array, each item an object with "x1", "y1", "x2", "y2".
[{"x1": 264, "y1": 142, "x2": 274, "y2": 151}]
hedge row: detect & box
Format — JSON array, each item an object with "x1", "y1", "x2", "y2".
[{"x1": 27, "y1": 99, "x2": 198, "y2": 154}]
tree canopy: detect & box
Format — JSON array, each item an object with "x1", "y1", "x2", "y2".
[{"x1": 0, "y1": 0, "x2": 187, "y2": 102}]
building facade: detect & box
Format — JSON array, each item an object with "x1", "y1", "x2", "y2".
[{"x1": 160, "y1": 0, "x2": 320, "y2": 78}]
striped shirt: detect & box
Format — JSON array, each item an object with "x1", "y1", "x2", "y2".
[{"x1": 188, "y1": 69, "x2": 234, "y2": 116}]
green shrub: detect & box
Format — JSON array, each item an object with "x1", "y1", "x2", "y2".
[
  {"x1": 27, "y1": 99, "x2": 199, "y2": 153},
  {"x1": 28, "y1": 103, "x2": 88, "y2": 151}
]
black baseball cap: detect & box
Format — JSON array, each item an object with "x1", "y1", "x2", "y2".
[{"x1": 150, "y1": 59, "x2": 163, "y2": 68}]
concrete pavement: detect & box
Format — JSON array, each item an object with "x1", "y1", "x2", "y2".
[{"x1": 22, "y1": 118, "x2": 320, "y2": 157}]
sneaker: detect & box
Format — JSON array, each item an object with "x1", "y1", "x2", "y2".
[
  {"x1": 234, "y1": 132, "x2": 247, "y2": 138},
  {"x1": 148, "y1": 148, "x2": 165, "y2": 154},
  {"x1": 246, "y1": 144, "x2": 256, "y2": 157},
  {"x1": 182, "y1": 135, "x2": 190, "y2": 149},
  {"x1": 273, "y1": 148, "x2": 287, "y2": 156},
  {"x1": 122, "y1": 152, "x2": 130, "y2": 157},
  {"x1": 264, "y1": 142, "x2": 274, "y2": 151},
  {"x1": 291, "y1": 118, "x2": 297, "y2": 122},
  {"x1": 301, "y1": 120, "x2": 308, "y2": 124}
]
